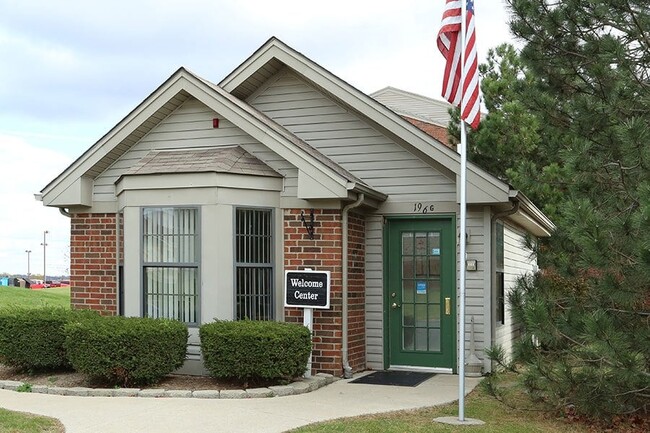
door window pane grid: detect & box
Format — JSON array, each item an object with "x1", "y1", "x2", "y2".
[{"x1": 401, "y1": 231, "x2": 442, "y2": 352}]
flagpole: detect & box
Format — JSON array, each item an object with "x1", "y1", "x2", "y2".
[
  {"x1": 458, "y1": 0, "x2": 468, "y2": 423},
  {"x1": 458, "y1": 122, "x2": 467, "y2": 422}
]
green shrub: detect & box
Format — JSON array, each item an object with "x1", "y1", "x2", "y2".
[
  {"x1": 0, "y1": 307, "x2": 98, "y2": 371},
  {"x1": 200, "y1": 320, "x2": 311, "y2": 382},
  {"x1": 64, "y1": 316, "x2": 188, "y2": 387}
]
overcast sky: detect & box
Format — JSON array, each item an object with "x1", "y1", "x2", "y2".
[{"x1": 0, "y1": 0, "x2": 514, "y2": 276}]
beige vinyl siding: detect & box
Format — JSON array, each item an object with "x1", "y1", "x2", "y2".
[
  {"x1": 92, "y1": 98, "x2": 297, "y2": 201},
  {"x1": 248, "y1": 70, "x2": 457, "y2": 203},
  {"x1": 495, "y1": 221, "x2": 536, "y2": 358},
  {"x1": 365, "y1": 215, "x2": 385, "y2": 369}
]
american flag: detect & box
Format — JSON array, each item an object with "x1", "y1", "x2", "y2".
[{"x1": 437, "y1": 0, "x2": 480, "y2": 129}]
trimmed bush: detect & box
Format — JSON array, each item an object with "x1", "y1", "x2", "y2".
[
  {"x1": 0, "y1": 307, "x2": 99, "y2": 371},
  {"x1": 200, "y1": 320, "x2": 311, "y2": 382},
  {"x1": 64, "y1": 316, "x2": 188, "y2": 387}
]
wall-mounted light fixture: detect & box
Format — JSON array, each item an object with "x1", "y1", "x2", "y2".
[{"x1": 300, "y1": 209, "x2": 315, "y2": 240}]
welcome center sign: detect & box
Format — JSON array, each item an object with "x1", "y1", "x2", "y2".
[{"x1": 284, "y1": 270, "x2": 330, "y2": 309}]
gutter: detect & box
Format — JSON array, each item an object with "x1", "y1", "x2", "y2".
[{"x1": 341, "y1": 193, "x2": 365, "y2": 379}]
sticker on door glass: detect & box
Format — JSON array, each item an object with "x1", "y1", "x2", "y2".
[
  {"x1": 431, "y1": 248, "x2": 441, "y2": 256},
  {"x1": 416, "y1": 281, "x2": 427, "y2": 294}
]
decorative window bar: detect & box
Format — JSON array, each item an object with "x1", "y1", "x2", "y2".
[{"x1": 235, "y1": 208, "x2": 273, "y2": 321}]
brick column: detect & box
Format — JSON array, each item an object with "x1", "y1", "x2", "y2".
[
  {"x1": 347, "y1": 212, "x2": 366, "y2": 371},
  {"x1": 283, "y1": 209, "x2": 366, "y2": 376},
  {"x1": 69, "y1": 213, "x2": 119, "y2": 315}
]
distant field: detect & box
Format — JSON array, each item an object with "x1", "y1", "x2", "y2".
[{"x1": 0, "y1": 285, "x2": 70, "y2": 309}]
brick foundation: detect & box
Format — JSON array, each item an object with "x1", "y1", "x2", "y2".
[
  {"x1": 70, "y1": 213, "x2": 119, "y2": 315},
  {"x1": 283, "y1": 208, "x2": 366, "y2": 377}
]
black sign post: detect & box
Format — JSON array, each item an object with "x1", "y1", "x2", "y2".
[{"x1": 284, "y1": 269, "x2": 330, "y2": 378}]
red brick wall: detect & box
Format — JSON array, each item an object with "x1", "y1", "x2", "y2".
[
  {"x1": 347, "y1": 212, "x2": 366, "y2": 372},
  {"x1": 403, "y1": 116, "x2": 454, "y2": 149},
  {"x1": 283, "y1": 208, "x2": 366, "y2": 376},
  {"x1": 70, "y1": 213, "x2": 118, "y2": 315}
]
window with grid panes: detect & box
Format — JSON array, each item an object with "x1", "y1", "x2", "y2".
[
  {"x1": 142, "y1": 207, "x2": 199, "y2": 324},
  {"x1": 235, "y1": 208, "x2": 274, "y2": 320},
  {"x1": 495, "y1": 221, "x2": 505, "y2": 325}
]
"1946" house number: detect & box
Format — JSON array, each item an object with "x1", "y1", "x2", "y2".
[{"x1": 413, "y1": 203, "x2": 435, "y2": 214}]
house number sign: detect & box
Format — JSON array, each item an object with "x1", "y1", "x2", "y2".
[
  {"x1": 413, "y1": 202, "x2": 435, "y2": 214},
  {"x1": 284, "y1": 270, "x2": 331, "y2": 309}
]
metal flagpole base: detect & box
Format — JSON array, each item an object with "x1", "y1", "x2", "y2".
[{"x1": 433, "y1": 416, "x2": 485, "y2": 426}]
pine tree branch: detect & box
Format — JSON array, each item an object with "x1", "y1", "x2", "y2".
[
  {"x1": 606, "y1": 308, "x2": 650, "y2": 317},
  {"x1": 625, "y1": 0, "x2": 650, "y2": 59},
  {"x1": 615, "y1": 387, "x2": 649, "y2": 397}
]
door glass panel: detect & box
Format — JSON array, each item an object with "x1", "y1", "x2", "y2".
[
  {"x1": 428, "y1": 232, "x2": 440, "y2": 252},
  {"x1": 402, "y1": 256, "x2": 413, "y2": 278},
  {"x1": 403, "y1": 327, "x2": 414, "y2": 351},
  {"x1": 427, "y1": 279, "x2": 441, "y2": 303},
  {"x1": 402, "y1": 232, "x2": 413, "y2": 255},
  {"x1": 402, "y1": 279, "x2": 414, "y2": 303},
  {"x1": 402, "y1": 303, "x2": 414, "y2": 327},
  {"x1": 415, "y1": 256, "x2": 427, "y2": 278},
  {"x1": 415, "y1": 280, "x2": 427, "y2": 303},
  {"x1": 429, "y1": 256, "x2": 441, "y2": 276},
  {"x1": 415, "y1": 232, "x2": 427, "y2": 255},
  {"x1": 415, "y1": 304, "x2": 427, "y2": 327},
  {"x1": 415, "y1": 328, "x2": 428, "y2": 351},
  {"x1": 396, "y1": 227, "x2": 447, "y2": 355},
  {"x1": 428, "y1": 304, "x2": 441, "y2": 327},
  {"x1": 428, "y1": 329, "x2": 441, "y2": 352}
]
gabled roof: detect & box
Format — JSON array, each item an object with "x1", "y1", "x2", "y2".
[
  {"x1": 41, "y1": 66, "x2": 386, "y2": 207},
  {"x1": 219, "y1": 37, "x2": 511, "y2": 205},
  {"x1": 371, "y1": 86, "x2": 453, "y2": 127},
  {"x1": 41, "y1": 37, "x2": 551, "y2": 237}
]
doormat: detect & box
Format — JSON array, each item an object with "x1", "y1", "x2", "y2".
[{"x1": 349, "y1": 371, "x2": 435, "y2": 387}]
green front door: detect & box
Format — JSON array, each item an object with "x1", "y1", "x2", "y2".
[{"x1": 385, "y1": 217, "x2": 456, "y2": 371}]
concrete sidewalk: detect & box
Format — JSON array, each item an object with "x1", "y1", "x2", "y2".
[{"x1": 0, "y1": 373, "x2": 481, "y2": 433}]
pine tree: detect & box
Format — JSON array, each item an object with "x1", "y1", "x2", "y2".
[{"x1": 473, "y1": 0, "x2": 650, "y2": 420}]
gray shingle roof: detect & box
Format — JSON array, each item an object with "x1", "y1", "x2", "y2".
[{"x1": 124, "y1": 146, "x2": 282, "y2": 178}]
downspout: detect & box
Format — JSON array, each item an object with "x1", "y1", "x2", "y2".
[
  {"x1": 116, "y1": 210, "x2": 121, "y2": 316},
  {"x1": 341, "y1": 193, "x2": 365, "y2": 379},
  {"x1": 59, "y1": 208, "x2": 72, "y2": 218}
]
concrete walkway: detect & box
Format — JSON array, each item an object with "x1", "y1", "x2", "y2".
[{"x1": 0, "y1": 373, "x2": 481, "y2": 433}]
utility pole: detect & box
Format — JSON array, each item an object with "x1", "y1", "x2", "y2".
[
  {"x1": 25, "y1": 250, "x2": 32, "y2": 277},
  {"x1": 41, "y1": 231, "x2": 48, "y2": 286}
]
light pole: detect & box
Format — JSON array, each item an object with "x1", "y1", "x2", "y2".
[
  {"x1": 41, "y1": 231, "x2": 48, "y2": 286},
  {"x1": 25, "y1": 250, "x2": 32, "y2": 277}
]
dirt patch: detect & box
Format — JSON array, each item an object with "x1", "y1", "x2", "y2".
[{"x1": 0, "y1": 364, "x2": 283, "y2": 391}]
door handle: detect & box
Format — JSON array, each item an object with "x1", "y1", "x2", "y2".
[
  {"x1": 391, "y1": 302, "x2": 401, "y2": 309},
  {"x1": 445, "y1": 297, "x2": 451, "y2": 315}
]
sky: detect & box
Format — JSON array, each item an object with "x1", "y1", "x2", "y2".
[{"x1": 0, "y1": 0, "x2": 515, "y2": 276}]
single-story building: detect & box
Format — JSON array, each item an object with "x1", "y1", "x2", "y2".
[{"x1": 39, "y1": 37, "x2": 553, "y2": 377}]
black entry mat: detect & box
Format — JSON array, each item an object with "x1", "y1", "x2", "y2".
[{"x1": 349, "y1": 371, "x2": 435, "y2": 387}]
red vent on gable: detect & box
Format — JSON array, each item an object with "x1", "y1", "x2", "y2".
[{"x1": 212, "y1": 118, "x2": 219, "y2": 128}]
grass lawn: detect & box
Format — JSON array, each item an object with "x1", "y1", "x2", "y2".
[
  {"x1": 0, "y1": 408, "x2": 64, "y2": 433},
  {"x1": 289, "y1": 383, "x2": 591, "y2": 433},
  {"x1": 0, "y1": 286, "x2": 70, "y2": 310}
]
